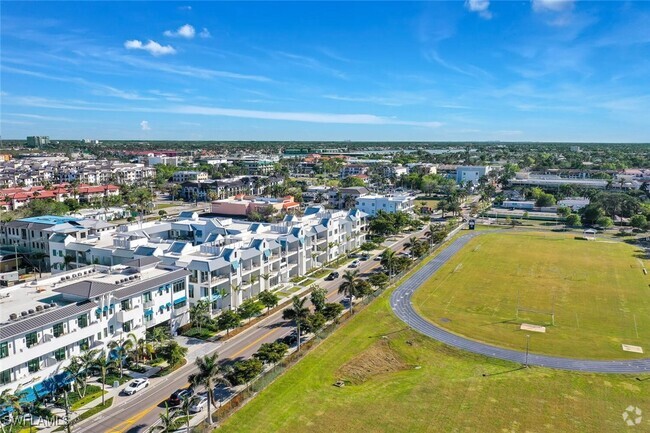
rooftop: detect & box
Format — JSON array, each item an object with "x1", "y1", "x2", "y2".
[{"x1": 20, "y1": 215, "x2": 81, "y2": 225}]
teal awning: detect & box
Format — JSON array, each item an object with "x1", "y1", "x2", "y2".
[
  {"x1": 165, "y1": 302, "x2": 172, "y2": 308},
  {"x1": 144, "y1": 308, "x2": 154, "y2": 316},
  {"x1": 173, "y1": 297, "x2": 187, "y2": 305}
]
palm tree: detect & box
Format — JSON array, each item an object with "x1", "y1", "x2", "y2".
[
  {"x1": 190, "y1": 299, "x2": 210, "y2": 331},
  {"x1": 282, "y1": 296, "x2": 310, "y2": 350},
  {"x1": 380, "y1": 249, "x2": 397, "y2": 280},
  {"x1": 404, "y1": 236, "x2": 419, "y2": 256},
  {"x1": 108, "y1": 333, "x2": 136, "y2": 378},
  {"x1": 0, "y1": 389, "x2": 22, "y2": 421},
  {"x1": 134, "y1": 337, "x2": 155, "y2": 364},
  {"x1": 63, "y1": 255, "x2": 75, "y2": 271},
  {"x1": 261, "y1": 273, "x2": 271, "y2": 291},
  {"x1": 148, "y1": 327, "x2": 170, "y2": 349},
  {"x1": 31, "y1": 251, "x2": 48, "y2": 278},
  {"x1": 92, "y1": 350, "x2": 116, "y2": 405},
  {"x1": 338, "y1": 270, "x2": 363, "y2": 314},
  {"x1": 179, "y1": 394, "x2": 193, "y2": 433},
  {"x1": 189, "y1": 354, "x2": 231, "y2": 425},
  {"x1": 151, "y1": 403, "x2": 179, "y2": 433},
  {"x1": 64, "y1": 357, "x2": 88, "y2": 398}
]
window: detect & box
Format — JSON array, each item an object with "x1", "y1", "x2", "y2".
[
  {"x1": 77, "y1": 314, "x2": 88, "y2": 328},
  {"x1": 79, "y1": 338, "x2": 89, "y2": 351},
  {"x1": 53, "y1": 322, "x2": 64, "y2": 338},
  {"x1": 54, "y1": 347, "x2": 66, "y2": 361},
  {"x1": 122, "y1": 320, "x2": 132, "y2": 333},
  {"x1": 103, "y1": 328, "x2": 108, "y2": 338},
  {"x1": 109, "y1": 325, "x2": 114, "y2": 334},
  {"x1": 201, "y1": 287, "x2": 209, "y2": 298},
  {"x1": 28, "y1": 358, "x2": 40, "y2": 373},
  {"x1": 0, "y1": 342, "x2": 8, "y2": 359},
  {"x1": 0, "y1": 369, "x2": 10, "y2": 385},
  {"x1": 26, "y1": 332, "x2": 38, "y2": 348},
  {"x1": 121, "y1": 300, "x2": 131, "y2": 311},
  {"x1": 143, "y1": 291, "x2": 152, "y2": 302},
  {"x1": 188, "y1": 286, "x2": 194, "y2": 298},
  {"x1": 173, "y1": 280, "x2": 185, "y2": 293}
]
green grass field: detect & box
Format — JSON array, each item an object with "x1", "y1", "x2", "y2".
[
  {"x1": 413, "y1": 232, "x2": 650, "y2": 359},
  {"x1": 217, "y1": 233, "x2": 650, "y2": 433}
]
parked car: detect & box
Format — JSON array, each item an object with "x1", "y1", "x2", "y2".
[
  {"x1": 325, "y1": 271, "x2": 340, "y2": 281},
  {"x1": 360, "y1": 254, "x2": 370, "y2": 261},
  {"x1": 278, "y1": 333, "x2": 298, "y2": 347},
  {"x1": 169, "y1": 388, "x2": 194, "y2": 406},
  {"x1": 122, "y1": 378, "x2": 149, "y2": 396},
  {"x1": 349, "y1": 260, "x2": 360, "y2": 268},
  {"x1": 189, "y1": 395, "x2": 209, "y2": 413}
]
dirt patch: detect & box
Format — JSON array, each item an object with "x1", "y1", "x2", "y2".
[{"x1": 337, "y1": 339, "x2": 408, "y2": 384}]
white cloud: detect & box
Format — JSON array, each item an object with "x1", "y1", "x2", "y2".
[
  {"x1": 164, "y1": 24, "x2": 196, "y2": 39},
  {"x1": 199, "y1": 28, "x2": 211, "y2": 38},
  {"x1": 465, "y1": 0, "x2": 492, "y2": 19},
  {"x1": 532, "y1": 0, "x2": 574, "y2": 13},
  {"x1": 140, "y1": 120, "x2": 151, "y2": 131},
  {"x1": 124, "y1": 39, "x2": 176, "y2": 56}
]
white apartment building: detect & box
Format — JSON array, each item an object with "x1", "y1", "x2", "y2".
[
  {"x1": 172, "y1": 171, "x2": 209, "y2": 183},
  {"x1": 456, "y1": 166, "x2": 491, "y2": 185},
  {"x1": 0, "y1": 260, "x2": 190, "y2": 396},
  {"x1": 354, "y1": 194, "x2": 415, "y2": 217}
]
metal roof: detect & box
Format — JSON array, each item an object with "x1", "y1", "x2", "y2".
[
  {"x1": 54, "y1": 280, "x2": 118, "y2": 299},
  {"x1": 0, "y1": 301, "x2": 96, "y2": 342},
  {"x1": 123, "y1": 256, "x2": 161, "y2": 268},
  {"x1": 115, "y1": 269, "x2": 191, "y2": 300}
]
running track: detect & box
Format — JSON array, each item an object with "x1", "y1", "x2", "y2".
[{"x1": 390, "y1": 232, "x2": 650, "y2": 373}]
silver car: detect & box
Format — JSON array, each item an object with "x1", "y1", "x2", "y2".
[{"x1": 189, "y1": 395, "x2": 208, "y2": 413}]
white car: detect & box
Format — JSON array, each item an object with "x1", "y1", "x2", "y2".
[
  {"x1": 123, "y1": 378, "x2": 150, "y2": 395},
  {"x1": 189, "y1": 395, "x2": 208, "y2": 413},
  {"x1": 349, "y1": 260, "x2": 360, "y2": 268}
]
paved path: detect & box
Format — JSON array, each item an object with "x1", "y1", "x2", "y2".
[{"x1": 390, "y1": 232, "x2": 650, "y2": 374}]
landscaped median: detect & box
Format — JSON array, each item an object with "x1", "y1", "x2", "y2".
[{"x1": 53, "y1": 397, "x2": 114, "y2": 432}]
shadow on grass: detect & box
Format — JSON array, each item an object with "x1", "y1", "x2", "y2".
[{"x1": 482, "y1": 366, "x2": 526, "y2": 377}]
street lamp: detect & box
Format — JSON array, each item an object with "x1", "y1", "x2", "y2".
[{"x1": 525, "y1": 334, "x2": 530, "y2": 368}]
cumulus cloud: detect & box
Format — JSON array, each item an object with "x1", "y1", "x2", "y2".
[
  {"x1": 465, "y1": 0, "x2": 492, "y2": 19},
  {"x1": 532, "y1": 0, "x2": 574, "y2": 13},
  {"x1": 199, "y1": 28, "x2": 211, "y2": 38},
  {"x1": 140, "y1": 120, "x2": 151, "y2": 131},
  {"x1": 124, "y1": 39, "x2": 176, "y2": 56},
  {"x1": 164, "y1": 24, "x2": 196, "y2": 39}
]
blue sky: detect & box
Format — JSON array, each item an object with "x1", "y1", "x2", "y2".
[{"x1": 1, "y1": 1, "x2": 649, "y2": 142}]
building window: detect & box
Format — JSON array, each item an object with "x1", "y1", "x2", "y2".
[
  {"x1": 77, "y1": 314, "x2": 89, "y2": 328},
  {"x1": 173, "y1": 300, "x2": 187, "y2": 309},
  {"x1": 26, "y1": 332, "x2": 38, "y2": 348},
  {"x1": 143, "y1": 291, "x2": 152, "y2": 302},
  {"x1": 27, "y1": 358, "x2": 40, "y2": 373},
  {"x1": 121, "y1": 300, "x2": 131, "y2": 311},
  {"x1": 53, "y1": 323, "x2": 64, "y2": 338},
  {"x1": 109, "y1": 325, "x2": 114, "y2": 334},
  {"x1": 54, "y1": 347, "x2": 66, "y2": 361},
  {"x1": 188, "y1": 286, "x2": 194, "y2": 298},
  {"x1": 79, "y1": 338, "x2": 89, "y2": 351},
  {"x1": 122, "y1": 320, "x2": 132, "y2": 333},
  {"x1": 0, "y1": 369, "x2": 10, "y2": 385},
  {"x1": 173, "y1": 281, "x2": 185, "y2": 293},
  {"x1": 0, "y1": 342, "x2": 8, "y2": 359}
]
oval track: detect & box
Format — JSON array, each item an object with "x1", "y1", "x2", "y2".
[{"x1": 390, "y1": 232, "x2": 650, "y2": 373}]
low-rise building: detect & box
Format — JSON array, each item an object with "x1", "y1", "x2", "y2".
[
  {"x1": 456, "y1": 166, "x2": 491, "y2": 185},
  {"x1": 329, "y1": 187, "x2": 369, "y2": 209},
  {"x1": 210, "y1": 195, "x2": 300, "y2": 217},
  {"x1": 354, "y1": 194, "x2": 414, "y2": 217},
  {"x1": 172, "y1": 171, "x2": 209, "y2": 183}
]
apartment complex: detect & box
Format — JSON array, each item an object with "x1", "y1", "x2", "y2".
[
  {"x1": 354, "y1": 194, "x2": 415, "y2": 217},
  {"x1": 171, "y1": 171, "x2": 209, "y2": 183},
  {"x1": 210, "y1": 195, "x2": 300, "y2": 217},
  {"x1": 0, "y1": 260, "x2": 190, "y2": 395}
]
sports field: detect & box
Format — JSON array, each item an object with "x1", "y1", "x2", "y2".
[
  {"x1": 412, "y1": 232, "x2": 650, "y2": 359},
  {"x1": 217, "y1": 234, "x2": 650, "y2": 433}
]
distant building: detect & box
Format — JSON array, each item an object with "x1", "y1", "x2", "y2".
[
  {"x1": 329, "y1": 187, "x2": 369, "y2": 209},
  {"x1": 355, "y1": 194, "x2": 415, "y2": 217},
  {"x1": 172, "y1": 171, "x2": 209, "y2": 183},
  {"x1": 210, "y1": 195, "x2": 299, "y2": 217},
  {"x1": 234, "y1": 159, "x2": 275, "y2": 175},
  {"x1": 510, "y1": 174, "x2": 607, "y2": 189},
  {"x1": 557, "y1": 197, "x2": 590, "y2": 211},
  {"x1": 501, "y1": 200, "x2": 536, "y2": 210},
  {"x1": 456, "y1": 166, "x2": 491, "y2": 185},
  {"x1": 340, "y1": 164, "x2": 369, "y2": 179},
  {"x1": 26, "y1": 136, "x2": 49, "y2": 147}
]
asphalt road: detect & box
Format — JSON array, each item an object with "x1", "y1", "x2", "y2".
[
  {"x1": 79, "y1": 231, "x2": 417, "y2": 433},
  {"x1": 390, "y1": 232, "x2": 650, "y2": 374}
]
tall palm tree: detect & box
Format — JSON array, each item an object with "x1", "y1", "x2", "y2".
[
  {"x1": 151, "y1": 403, "x2": 179, "y2": 433},
  {"x1": 380, "y1": 249, "x2": 397, "y2": 280},
  {"x1": 63, "y1": 255, "x2": 76, "y2": 271},
  {"x1": 261, "y1": 273, "x2": 271, "y2": 291},
  {"x1": 148, "y1": 327, "x2": 170, "y2": 349},
  {"x1": 338, "y1": 270, "x2": 363, "y2": 314},
  {"x1": 404, "y1": 236, "x2": 419, "y2": 256},
  {"x1": 189, "y1": 354, "x2": 231, "y2": 425},
  {"x1": 190, "y1": 299, "x2": 210, "y2": 331},
  {"x1": 31, "y1": 251, "x2": 48, "y2": 278},
  {"x1": 282, "y1": 296, "x2": 310, "y2": 350},
  {"x1": 64, "y1": 357, "x2": 88, "y2": 398},
  {"x1": 92, "y1": 350, "x2": 116, "y2": 405},
  {"x1": 134, "y1": 337, "x2": 155, "y2": 364}
]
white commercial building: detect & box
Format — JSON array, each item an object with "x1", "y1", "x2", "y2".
[
  {"x1": 456, "y1": 166, "x2": 491, "y2": 185},
  {"x1": 354, "y1": 194, "x2": 414, "y2": 217}
]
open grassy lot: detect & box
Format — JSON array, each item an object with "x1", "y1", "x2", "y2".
[
  {"x1": 218, "y1": 236, "x2": 650, "y2": 433},
  {"x1": 413, "y1": 232, "x2": 650, "y2": 359}
]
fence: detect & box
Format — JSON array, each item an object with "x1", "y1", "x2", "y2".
[{"x1": 192, "y1": 222, "x2": 465, "y2": 432}]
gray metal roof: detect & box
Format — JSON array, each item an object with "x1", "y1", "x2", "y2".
[
  {"x1": 0, "y1": 301, "x2": 96, "y2": 342},
  {"x1": 54, "y1": 280, "x2": 118, "y2": 299},
  {"x1": 123, "y1": 256, "x2": 161, "y2": 268},
  {"x1": 187, "y1": 258, "x2": 228, "y2": 272},
  {"x1": 115, "y1": 269, "x2": 190, "y2": 300},
  {"x1": 240, "y1": 248, "x2": 261, "y2": 261}
]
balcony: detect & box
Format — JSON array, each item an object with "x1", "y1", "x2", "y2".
[
  {"x1": 10, "y1": 326, "x2": 98, "y2": 370},
  {"x1": 117, "y1": 307, "x2": 141, "y2": 323}
]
